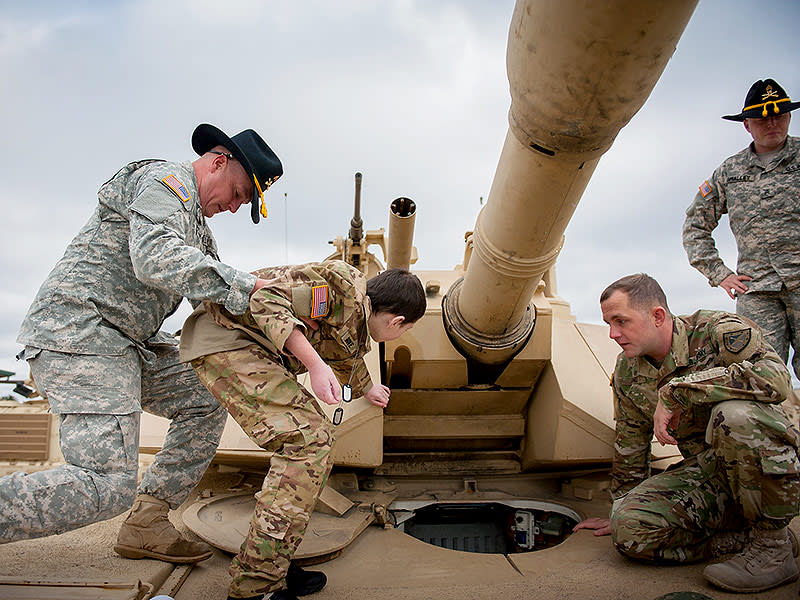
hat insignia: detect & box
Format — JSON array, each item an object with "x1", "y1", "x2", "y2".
[{"x1": 762, "y1": 85, "x2": 779, "y2": 101}]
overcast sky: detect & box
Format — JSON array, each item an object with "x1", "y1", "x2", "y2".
[{"x1": 1, "y1": 0, "x2": 798, "y2": 388}]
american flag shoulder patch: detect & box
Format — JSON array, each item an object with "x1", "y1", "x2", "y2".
[
  {"x1": 699, "y1": 180, "x2": 712, "y2": 198},
  {"x1": 162, "y1": 174, "x2": 192, "y2": 202},
  {"x1": 311, "y1": 285, "x2": 329, "y2": 318}
]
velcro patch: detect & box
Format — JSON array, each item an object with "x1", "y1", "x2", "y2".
[
  {"x1": 699, "y1": 180, "x2": 712, "y2": 197},
  {"x1": 678, "y1": 365, "x2": 728, "y2": 384},
  {"x1": 162, "y1": 174, "x2": 191, "y2": 203},
  {"x1": 723, "y1": 328, "x2": 751, "y2": 354},
  {"x1": 311, "y1": 285, "x2": 329, "y2": 319},
  {"x1": 338, "y1": 329, "x2": 356, "y2": 352}
]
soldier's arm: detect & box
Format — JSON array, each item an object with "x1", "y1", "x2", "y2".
[
  {"x1": 682, "y1": 171, "x2": 735, "y2": 287},
  {"x1": 246, "y1": 288, "x2": 306, "y2": 354},
  {"x1": 610, "y1": 386, "x2": 653, "y2": 500},
  {"x1": 285, "y1": 327, "x2": 341, "y2": 406},
  {"x1": 659, "y1": 317, "x2": 792, "y2": 412},
  {"x1": 128, "y1": 207, "x2": 256, "y2": 316}
]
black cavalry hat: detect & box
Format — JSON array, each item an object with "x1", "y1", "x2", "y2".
[
  {"x1": 192, "y1": 124, "x2": 283, "y2": 224},
  {"x1": 722, "y1": 78, "x2": 800, "y2": 122}
]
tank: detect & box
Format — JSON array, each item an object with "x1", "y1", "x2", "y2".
[
  {"x1": 140, "y1": 0, "x2": 697, "y2": 475},
  {"x1": 257, "y1": 0, "x2": 697, "y2": 475}
]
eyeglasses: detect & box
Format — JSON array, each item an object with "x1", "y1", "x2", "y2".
[{"x1": 208, "y1": 150, "x2": 234, "y2": 160}]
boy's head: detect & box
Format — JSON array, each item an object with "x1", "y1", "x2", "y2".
[{"x1": 366, "y1": 268, "x2": 426, "y2": 342}]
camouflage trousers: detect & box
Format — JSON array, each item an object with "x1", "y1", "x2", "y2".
[
  {"x1": 192, "y1": 344, "x2": 334, "y2": 598},
  {"x1": 611, "y1": 400, "x2": 800, "y2": 563},
  {"x1": 0, "y1": 344, "x2": 226, "y2": 543},
  {"x1": 738, "y1": 287, "x2": 800, "y2": 379}
]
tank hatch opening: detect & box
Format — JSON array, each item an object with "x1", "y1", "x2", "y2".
[{"x1": 390, "y1": 500, "x2": 579, "y2": 554}]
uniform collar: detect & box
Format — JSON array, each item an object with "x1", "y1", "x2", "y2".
[
  {"x1": 745, "y1": 135, "x2": 798, "y2": 168},
  {"x1": 632, "y1": 317, "x2": 688, "y2": 380}
]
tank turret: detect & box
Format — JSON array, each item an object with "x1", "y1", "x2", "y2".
[
  {"x1": 153, "y1": 0, "x2": 697, "y2": 475},
  {"x1": 358, "y1": 0, "x2": 696, "y2": 474}
]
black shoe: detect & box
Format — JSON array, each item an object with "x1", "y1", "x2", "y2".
[{"x1": 287, "y1": 563, "x2": 327, "y2": 596}]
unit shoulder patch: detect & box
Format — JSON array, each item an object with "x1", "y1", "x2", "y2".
[
  {"x1": 161, "y1": 174, "x2": 192, "y2": 203},
  {"x1": 722, "y1": 328, "x2": 751, "y2": 354}
]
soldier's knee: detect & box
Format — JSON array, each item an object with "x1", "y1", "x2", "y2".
[
  {"x1": 709, "y1": 400, "x2": 759, "y2": 444},
  {"x1": 610, "y1": 506, "x2": 665, "y2": 562}
]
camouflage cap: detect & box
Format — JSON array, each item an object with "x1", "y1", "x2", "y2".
[
  {"x1": 722, "y1": 78, "x2": 800, "y2": 122},
  {"x1": 192, "y1": 123, "x2": 283, "y2": 224}
]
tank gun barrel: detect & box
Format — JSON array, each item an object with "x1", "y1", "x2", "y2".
[
  {"x1": 443, "y1": 0, "x2": 697, "y2": 372},
  {"x1": 386, "y1": 197, "x2": 417, "y2": 271},
  {"x1": 348, "y1": 172, "x2": 363, "y2": 243}
]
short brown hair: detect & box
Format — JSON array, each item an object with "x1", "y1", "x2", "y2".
[
  {"x1": 367, "y1": 269, "x2": 426, "y2": 323},
  {"x1": 600, "y1": 273, "x2": 671, "y2": 315}
]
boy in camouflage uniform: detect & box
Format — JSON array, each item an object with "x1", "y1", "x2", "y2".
[
  {"x1": 574, "y1": 274, "x2": 800, "y2": 594},
  {"x1": 179, "y1": 260, "x2": 426, "y2": 600},
  {"x1": 683, "y1": 78, "x2": 800, "y2": 377},
  {"x1": 1, "y1": 124, "x2": 282, "y2": 564}
]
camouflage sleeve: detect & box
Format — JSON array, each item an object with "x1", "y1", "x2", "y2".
[
  {"x1": 248, "y1": 288, "x2": 306, "y2": 354},
  {"x1": 128, "y1": 210, "x2": 257, "y2": 316},
  {"x1": 682, "y1": 169, "x2": 736, "y2": 287},
  {"x1": 659, "y1": 316, "x2": 792, "y2": 412},
  {"x1": 611, "y1": 380, "x2": 653, "y2": 499}
]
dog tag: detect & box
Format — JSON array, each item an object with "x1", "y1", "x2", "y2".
[
  {"x1": 342, "y1": 384, "x2": 352, "y2": 402},
  {"x1": 333, "y1": 407, "x2": 344, "y2": 426}
]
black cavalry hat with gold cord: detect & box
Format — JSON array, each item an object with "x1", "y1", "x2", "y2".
[
  {"x1": 722, "y1": 78, "x2": 800, "y2": 122},
  {"x1": 192, "y1": 123, "x2": 283, "y2": 224}
]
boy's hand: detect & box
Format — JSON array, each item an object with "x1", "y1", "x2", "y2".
[
  {"x1": 365, "y1": 384, "x2": 391, "y2": 408},
  {"x1": 308, "y1": 363, "x2": 342, "y2": 405}
]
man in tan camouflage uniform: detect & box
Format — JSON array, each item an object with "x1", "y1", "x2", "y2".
[
  {"x1": 180, "y1": 260, "x2": 425, "y2": 600},
  {"x1": 574, "y1": 274, "x2": 800, "y2": 594},
  {"x1": 683, "y1": 78, "x2": 800, "y2": 378},
  {"x1": 1, "y1": 124, "x2": 282, "y2": 564}
]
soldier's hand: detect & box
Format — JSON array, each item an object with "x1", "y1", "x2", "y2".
[
  {"x1": 365, "y1": 384, "x2": 391, "y2": 408},
  {"x1": 308, "y1": 363, "x2": 342, "y2": 405},
  {"x1": 572, "y1": 517, "x2": 611, "y2": 536},
  {"x1": 250, "y1": 277, "x2": 271, "y2": 297},
  {"x1": 720, "y1": 273, "x2": 752, "y2": 300},
  {"x1": 653, "y1": 399, "x2": 680, "y2": 446}
]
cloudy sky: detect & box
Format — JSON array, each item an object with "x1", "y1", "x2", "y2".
[{"x1": 0, "y1": 0, "x2": 798, "y2": 387}]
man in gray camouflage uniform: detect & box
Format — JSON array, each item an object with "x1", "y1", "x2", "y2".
[
  {"x1": 683, "y1": 78, "x2": 800, "y2": 378},
  {"x1": 0, "y1": 123, "x2": 283, "y2": 564},
  {"x1": 180, "y1": 261, "x2": 426, "y2": 600},
  {"x1": 574, "y1": 274, "x2": 800, "y2": 594}
]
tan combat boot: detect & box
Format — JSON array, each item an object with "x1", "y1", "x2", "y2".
[
  {"x1": 703, "y1": 527, "x2": 799, "y2": 593},
  {"x1": 114, "y1": 494, "x2": 212, "y2": 563}
]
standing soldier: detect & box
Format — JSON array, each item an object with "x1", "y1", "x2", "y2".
[
  {"x1": 180, "y1": 261, "x2": 426, "y2": 600},
  {"x1": 574, "y1": 274, "x2": 800, "y2": 594},
  {"x1": 683, "y1": 78, "x2": 800, "y2": 378},
  {"x1": 0, "y1": 124, "x2": 282, "y2": 564}
]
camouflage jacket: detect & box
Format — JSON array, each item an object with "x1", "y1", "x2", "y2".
[
  {"x1": 17, "y1": 160, "x2": 257, "y2": 359},
  {"x1": 682, "y1": 136, "x2": 800, "y2": 291},
  {"x1": 180, "y1": 260, "x2": 374, "y2": 397},
  {"x1": 610, "y1": 310, "x2": 792, "y2": 499}
]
